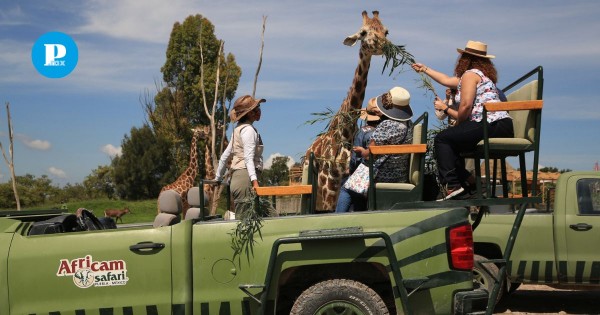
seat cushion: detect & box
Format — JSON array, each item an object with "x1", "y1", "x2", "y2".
[
  {"x1": 187, "y1": 187, "x2": 202, "y2": 207},
  {"x1": 158, "y1": 190, "x2": 182, "y2": 215},
  {"x1": 473, "y1": 138, "x2": 534, "y2": 157},
  {"x1": 184, "y1": 207, "x2": 201, "y2": 220},
  {"x1": 376, "y1": 182, "x2": 416, "y2": 191},
  {"x1": 153, "y1": 213, "x2": 180, "y2": 228}
]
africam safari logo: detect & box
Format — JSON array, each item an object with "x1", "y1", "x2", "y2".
[{"x1": 56, "y1": 255, "x2": 129, "y2": 288}]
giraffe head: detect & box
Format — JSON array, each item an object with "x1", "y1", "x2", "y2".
[
  {"x1": 191, "y1": 125, "x2": 209, "y2": 139},
  {"x1": 343, "y1": 10, "x2": 390, "y2": 56}
]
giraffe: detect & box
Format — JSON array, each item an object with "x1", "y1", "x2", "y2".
[
  {"x1": 159, "y1": 126, "x2": 207, "y2": 216},
  {"x1": 200, "y1": 122, "x2": 229, "y2": 216},
  {"x1": 304, "y1": 10, "x2": 391, "y2": 211}
]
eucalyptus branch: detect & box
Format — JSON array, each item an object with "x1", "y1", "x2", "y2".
[
  {"x1": 230, "y1": 192, "x2": 275, "y2": 265},
  {"x1": 381, "y1": 42, "x2": 438, "y2": 99}
]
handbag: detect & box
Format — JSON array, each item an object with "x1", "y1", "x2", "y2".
[{"x1": 342, "y1": 163, "x2": 371, "y2": 195}]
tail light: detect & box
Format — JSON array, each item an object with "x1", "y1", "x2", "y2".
[{"x1": 448, "y1": 224, "x2": 474, "y2": 270}]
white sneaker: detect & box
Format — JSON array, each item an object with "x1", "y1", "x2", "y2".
[{"x1": 437, "y1": 186, "x2": 465, "y2": 201}]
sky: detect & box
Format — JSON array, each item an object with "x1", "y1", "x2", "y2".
[{"x1": 1, "y1": 0, "x2": 599, "y2": 186}]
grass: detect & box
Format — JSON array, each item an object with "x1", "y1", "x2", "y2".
[
  {"x1": 8, "y1": 196, "x2": 232, "y2": 225},
  {"x1": 10, "y1": 199, "x2": 160, "y2": 224}
]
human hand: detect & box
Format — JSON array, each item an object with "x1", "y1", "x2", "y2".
[
  {"x1": 412, "y1": 63, "x2": 428, "y2": 73},
  {"x1": 352, "y1": 146, "x2": 364, "y2": 155},
  {"x1": 433, "y1": 97, "x2": 447, "y2": 111}
]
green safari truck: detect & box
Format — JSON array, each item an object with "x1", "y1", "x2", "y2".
[
  {"x1": 0, "y1": 204, "x2": 487, "y2": 314},
  {"x1": 473, "y1": 171, "x2": 600, "y2": 300}
]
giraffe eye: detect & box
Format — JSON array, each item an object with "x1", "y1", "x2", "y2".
[
  {"x1": 385, "y1": 30, "x2": 389, "y2": 36},
  {"x1": 360, "y1": 30, "x2": 367, "y2": 37}
]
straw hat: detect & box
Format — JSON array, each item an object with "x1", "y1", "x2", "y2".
[
  {"x1": 229, "y1": 95, "x2": 266, "y2": 122},
  {"x1": 359, "y1": 98, "x2": 382, "y2": 122},
  {"x1": 375, "y1": 86, "x2": 413, "y2": 121},
  {"x1": 457, "y1": 40, "x2": 495, "y2": 59}
]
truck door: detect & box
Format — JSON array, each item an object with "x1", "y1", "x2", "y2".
[
  {"x1": 560, "y1": 176, "x2": 600, "y2": 283},
  {"x1": 7, "y1": 224, "x2": 173, "y2": 314}
]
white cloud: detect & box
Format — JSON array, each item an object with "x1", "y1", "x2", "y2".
[
  {"x1": 0, "y1": 5, "x2": 26, "y2": 26},
  {"x1": 77, "y1": 0, "x2": 190, "y2": 43},
  {"x1": 15, "y1": 134, "x2": 51, "y2": 150},
  {"x1": 101, "y1": 144, "x2": 122, "y2": 157},
  {"x1": 264, "y1": 153, "x2": 295, "y2": 169},
  {"x1": 48, "y1": 167, "x2": 67, "y2": 178}
]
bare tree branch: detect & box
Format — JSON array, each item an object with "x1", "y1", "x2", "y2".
[
  {"x1": 252, "y1": 16, "x2": 267, "y2": 97},
  {"x1": 0, "y1": 102, "x2": 20, "y2": 210}
]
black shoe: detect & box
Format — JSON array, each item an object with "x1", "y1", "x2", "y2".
[{"x1": 466, "y1": 182, "x2": 487, "y2": 198}]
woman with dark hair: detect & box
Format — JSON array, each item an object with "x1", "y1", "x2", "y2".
[{"x1": 412, "y1": 40, "x2": 513, "y2": 200}]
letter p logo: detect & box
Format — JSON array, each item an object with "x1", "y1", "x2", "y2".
[
  {"x1": 44, "y1": 44, "x2": 67, "y2": 66},
  {"x1": 32, "y1": 32, "x2": 78, "y2": 78}
]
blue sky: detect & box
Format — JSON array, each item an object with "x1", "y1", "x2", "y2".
[{"x1": 1, "y1": 0, "x2": 599, "y2": 186}]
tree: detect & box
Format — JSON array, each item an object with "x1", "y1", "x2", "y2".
[
  {"x1": 143, "y1": 14, "x2": 241, "y2": 174},
  {"x1": 0, "y1": 174, "x2": 60, "y2": 209},
  {"x1": 83, "y1": 165, "x2": 116, "y2": 199},
  {"x1": 112, "y1": 125, "x2": 176, "y2": 200},
  {"x1": 261, "y1": 156, "x2": 290, "y2": 186}
]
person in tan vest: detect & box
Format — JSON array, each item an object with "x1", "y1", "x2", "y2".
[{"x1": 215, "y1": 95, "x2": 266, "y2": 213}]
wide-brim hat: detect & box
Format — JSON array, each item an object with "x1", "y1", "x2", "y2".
[
  {"x1": 457, "y1": 40, "x2": 495, "y2": 59},
  {"x1": 229, "y1": 95, "x2": 266, "y2": 122},
  {"x1": 375, "y1": 86, "x2": 413, "y2": 121},
  {"x1": 359, "y1": 98, "x2": 382, "y2": 122}
]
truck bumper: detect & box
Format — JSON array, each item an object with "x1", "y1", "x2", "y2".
[{"x1": 454, "y1": 289, "x2": 489, "y2": 315}]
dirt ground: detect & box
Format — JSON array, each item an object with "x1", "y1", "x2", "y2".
[{"x1": 493, "y1": 284, "x2": 600, "y2": 315}]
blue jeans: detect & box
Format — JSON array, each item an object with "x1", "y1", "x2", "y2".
[{"x1": 335, "y1": 177, "x2": 368, "y2": 213}]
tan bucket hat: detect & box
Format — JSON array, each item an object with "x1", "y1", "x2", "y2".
[
  {"x1": 229, "y1": 95, "x2": 266, "y2": 122},
  {"x1": 457, "y1": 40, "x2": 495, "y2": 59},
  {"x1": 375, "y1": 86, "x2": 413, "y2": 121},
  {"x1": 359, "y1": 97, "x2": 382, "y2": 122}
]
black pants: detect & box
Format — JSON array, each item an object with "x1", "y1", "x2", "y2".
[{"x1": 434, "y1": 118, "x2": 514, "y2": 189}]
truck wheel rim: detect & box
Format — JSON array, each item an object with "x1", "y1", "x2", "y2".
[{"x1": 315, "y1": 301, "x2": 364, "y2": 315}]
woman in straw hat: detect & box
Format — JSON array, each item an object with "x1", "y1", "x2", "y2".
[
  {"x1": 215, "y1": 94, "x2": 266, "y2": 213},
  {"x1": 411, "y1": 40, "x2": 513, "y2": 200},
  {"x1": 335, "y1": 97, "x2": 382, "y2": 213}
]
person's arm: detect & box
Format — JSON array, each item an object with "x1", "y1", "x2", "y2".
[
  {"x1": 433, "y1": 72, "x2": 480, "y2": 123},
  {"x1": 349, "y1": 128, "x2": 367, "y2": 172},
  {"x1": 214, "y1": 141, "x2": 233, "y2": 182},
  {"x1": 456, "y1": 71, "x2": 480, "y2": 123},
  {"x1": 412, "y1": 63, "x2": 459, "y2": 88},
  {"x1": 240, "y1": 127, "x2": 260, "y2": 188}
]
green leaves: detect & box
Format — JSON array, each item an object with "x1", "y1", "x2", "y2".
[
  {"x1": 381, "y1": 42, "x2": 438, "y2": 99},
  {"x1": 381, "y1": 43, "x2": 415, "y2": 76},
  {"x1": 229, "y1": 192, "x2": 275, "y2": 265}
]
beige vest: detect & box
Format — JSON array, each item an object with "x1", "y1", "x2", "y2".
[{"x1": 231, "y1": 123, "x2": 264, "y2": 171}]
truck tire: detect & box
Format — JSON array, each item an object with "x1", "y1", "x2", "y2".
[
  {"x1": 507, "y1": 281, "x2": 521, "y2": 294},
  {"x1": 290, "y1": 279, "x2": 389, "y2": 315},
  {"x1": 473, "y1": 254, "x2": 503, "y2": 302}
]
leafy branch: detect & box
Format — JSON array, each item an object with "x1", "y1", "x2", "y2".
[
  {"x1": 229, "y1": 192, "x2": 275, "y2": 265},
  {"x1": 381, "y1": 42, "x2": 438, "y2": 99}
]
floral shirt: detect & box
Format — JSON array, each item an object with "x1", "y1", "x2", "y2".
[
  {"x1": 456, "y1": 69, "x2": 511, "y2": 123},
  {"x1": 371, "y1": 119, "x2": 413, "y2": 183}
]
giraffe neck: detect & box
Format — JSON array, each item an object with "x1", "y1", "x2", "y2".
[
  {"x1": 330, "y1": 50, "x2": 372, "y2": 142},
  {"x1": 182, "y1": 132, "x2": 199, "y2": 181},
  {"x1": 204, "y1": 143, "x2": 215, "y2": 178}
]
